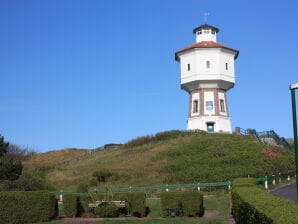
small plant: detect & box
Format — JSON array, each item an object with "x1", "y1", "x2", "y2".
[{"x1": 94, "y1": 202, "x2": 119, "y2": 217}]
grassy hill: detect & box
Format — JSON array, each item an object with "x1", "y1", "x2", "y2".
[{"x1": 23, "y1": 130, "x2": 294, "y2": 191}]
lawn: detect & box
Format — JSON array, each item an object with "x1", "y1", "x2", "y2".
[
  {"x1": 203, "y1": 190, "x2": 231, "y2": 216},
  {"x1": 95, "y1": 219, "x2": 228, "y2": 224}
]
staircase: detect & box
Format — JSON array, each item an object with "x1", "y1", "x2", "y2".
[{"x1": 235, "y1": 127, "x2": 292, "y2": 150}]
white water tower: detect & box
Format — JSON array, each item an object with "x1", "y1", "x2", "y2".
[{"x1": 175, "y1": 24, "x2": 239, "y2": 133}]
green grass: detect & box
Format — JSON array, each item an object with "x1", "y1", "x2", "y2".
[
  {"x1": 146, "y1": 198, "x2": 162, "y2": 218},
  {"x1": 34, "y1": 221, "x2": 61, "y2": 224},
  {"x1": 95, "y1": 219, "x2": 228, "y2": 224},
  {"x1": 203, "y1": 191, "x2": 231, "y2": 216},
  {"x1": 23, "y1": 130, "x2": 294, "y2": 190}
]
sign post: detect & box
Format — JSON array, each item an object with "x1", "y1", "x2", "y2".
[{"x1": 290, "y1": 83, "x2": 298, "y2": 199}]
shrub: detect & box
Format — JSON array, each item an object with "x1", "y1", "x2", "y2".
[
  {"x1": 94, "y1": 202, "x2": 119, "y2": 217},
  {"x1": 0, "y1": 191, "x2": 58, "y2": 224},
  {"x1": 180, "y1": 191, "x2": 204, "y2": 217},
  {"x1": 232, "y1": 184, "x2": 298, "y2": 224},
  {"x1": 233, "y1": 178, "x2": 257, "y2": 187},
  {"x1": 63, "y1": 194, "x2": 77, "y2": 217},
  {"x1": 126, "y1": 192, "x2": 146, "y2": 217},
  {"x1": 160, "y1": 191, "x2": 203, "y2": 218},
  {"x1": 77, "y1": 181, "x2": 89, "y2": 192},
  {"x1": 160, "y1": 191, "x2": 182, "y2": 218}
]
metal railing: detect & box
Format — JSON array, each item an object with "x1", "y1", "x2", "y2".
[{"x1": 53, "y1": 171, "x2": 295, "y2": 196}]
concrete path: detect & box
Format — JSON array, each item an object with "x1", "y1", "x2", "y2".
[{"x1": 270, "y1": 182, "x2": 298, "y2": 203}]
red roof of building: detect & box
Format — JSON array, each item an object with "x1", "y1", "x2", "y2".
[{"x1": 175, "y1": 41, "x2": 239, "y2": 61}]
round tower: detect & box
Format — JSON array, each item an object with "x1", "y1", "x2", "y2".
[{"x1": 175, "y1": 24, "x2": 239, "y2": 133}]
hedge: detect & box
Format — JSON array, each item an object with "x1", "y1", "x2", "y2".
[
  {"x1": 232, "y1": 178, "x2": 298, "y2": 224},
  {"x1": 180, "y1": 191, "x2": 204, "y2": 217},
  {"x1": 94, "y1": 202, "x2": 119, "y2": 217},
  {"x1": 63, "y1": 192, "x2": 146, "y2": 217},
  {"x1": 0, "y1": 191, "x2": 58, "y2": 224},
  {"x1": 160, "y1": 191, "x2": 203, "y2": 218},
  {"x1": 125, "y1": 192, "x2": 146, "y2": 217},
  {"x1": 63, "y1": 194, "x2": 78, "y2": 217}
]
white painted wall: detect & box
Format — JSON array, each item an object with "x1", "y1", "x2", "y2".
[
  {"x1": 195, "y1": 29, "x2": 217, "y2": 42},
  {"x1": 179, "y1": 48, "x2": 235, "y2": 89},
  {"x1": 187, "y1": 116, "x2": 232, "y2": 133}
]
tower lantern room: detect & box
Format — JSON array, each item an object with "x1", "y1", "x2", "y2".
[
  {"x1": 175, "y1": 23, "x2": 239, "y2": 133},
  {"x1": 193, "y1": 24, "x2": 219, "y2": 43}
]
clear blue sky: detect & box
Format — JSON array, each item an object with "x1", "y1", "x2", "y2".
[{"x1": 1, "y1": 0, "x2": 298, "y2": 152}]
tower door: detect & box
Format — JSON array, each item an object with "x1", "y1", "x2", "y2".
[{"x1": 206, "y1": 122, "x2": 215, "y2": 133}]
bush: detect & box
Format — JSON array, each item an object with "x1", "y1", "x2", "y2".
[
  {"x1": 160, "y1": 191, "x2": 203, "y2": 218},
  {"x1": 77, "y1": 182, "x2": 89, "y2": 192},
  {"x1": 180, "y1": 191, "x2": 204, "y2": 217},
  {"x1": 232, "y1": 184, "x2": 298, "y2": 224},
  {"x1": 0, "y1": 191, "x2": 58, "y2": 224},
  {"x1": 233, "y1": 178, "x2": 257, "y2": 187},
  {"x1": 126, "y1": 192, "x2": 146, "y2": 217},
  {"x1": 94, "y1": 202, "x2": 119, "y2": 217},
  {"x1": 63, "y1": 194, "x2": 77, "y2": 217},
  {"x1": 160, "y1": 191, "x2": 182, "y2": 218}
]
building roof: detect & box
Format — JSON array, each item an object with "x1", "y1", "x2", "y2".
[
  {"x1": 175, "y1": 41, "x2": 239, "y2": 61},
  {"x1": 193, "y1": 24, "x2": 220, "y2": 34}
]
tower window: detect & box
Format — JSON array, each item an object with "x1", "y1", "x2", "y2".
[
  {"x1": 225, "y1": 63, "x2": 228, "y2": 70},
  {"x1": 206, "y1": 61, "x2": 210, "y2": 69},
  {"x1": 211, "y1": 30, "x2": 215, "y2": 34},
  {"x1": 220, "y1": 99, "x2": 225, "y2": 112},
  {"x1": 193, "y1": 100, "x2": 199, "y2": 113},
  {"x1": 187, "y1": 63, "x2": 190, "y2": 71}
]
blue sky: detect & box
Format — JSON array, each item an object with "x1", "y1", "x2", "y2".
[{"x1": 1, "y1": 0, "x2": 298, "y2": 152}]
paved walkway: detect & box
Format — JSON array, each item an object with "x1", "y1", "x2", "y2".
[{"x1": 270, "y1": 182, "x2": 298, "y2": 203}]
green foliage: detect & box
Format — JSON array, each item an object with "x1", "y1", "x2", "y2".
[
  {"x1": 232, "y1": 185, "x2": 298, "y2": 224},
  {"x1": 160, "y1": 192, "x2": 182, "y2": 218},
  {"x1": 180, "y1": 191, "x2": 203, "y2": 217},
  {"x1": 0, "y1": 135, "x2": 23, "y2": 182},
  {"x1": 160, "y1": 191, "x2": 203, "y2": 218},
  {"x1": 93, "y1": 169, "x2": 113, "y2": 184},
  {"x1": 63, "y1": 194, "x2": 78, "y2": 217},
  {"x1": 0, "y1": 191, "x2": 57, "y2": 224},
  {"x1": 233, "y1": 178, "x2": 257, "y2": 187},
  {"x1": 77, "y1": 181, "x2": 89, "y2": 192},
  {"x1": 122, "y1": 130, "x2": 190, "y2": 148},
  {"x1": 7, "y1": 168, "x2": 55, "y2": 191},
  {"x1": 126, "y1": 192, "x2": 147, "y2": 217},
  {"x1": 94, "y1": 202, "x2": 119, "y2": 217},
  {"x1": 156, "y1": 133, "x2": 294, "y2": 183},
  {"x1": 0, "y1": 135, "x2": 8, "y2": 157}
]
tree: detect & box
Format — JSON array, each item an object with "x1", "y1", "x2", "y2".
[
  {"x1": 92, "y1": 169, "x2": 113, "y2": 184},
  {"x1": 0, "y1": 135, "x2": 23, "y2": 181}
]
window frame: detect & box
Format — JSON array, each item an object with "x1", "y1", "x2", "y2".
[
  {"x1": 206, "y1": 61, "x2": 210, "y2": 69},
  {"x1": 193, "y1": 100, "x2": 199, "y2": 113},
  {"x1": 220, "y1": 99, "x2": 226, "y2": 113}
]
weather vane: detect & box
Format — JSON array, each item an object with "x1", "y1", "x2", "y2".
[{"x1": 203, "y1": 12, "x2": 210, "y2": 23}]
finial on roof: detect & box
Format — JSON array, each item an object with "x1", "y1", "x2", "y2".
[{"x1": 203, "y1": 12, "x2": 210, "y2": 23}]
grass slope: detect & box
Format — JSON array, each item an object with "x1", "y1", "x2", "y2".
[{"x1": 23, "y1": 131, "x2": 294, "y2": 190}]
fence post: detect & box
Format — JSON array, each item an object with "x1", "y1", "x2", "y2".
[
  {"x1": 60, "y1": 190, "x2": 63, "y2": 202},
  {"x1": 272, "y1": 175, "x2": 276, "y2": 185},
  {"x1": 197, "y1": 183, "x2": 200, "y2": 191},
  {"x1": 279, "y1": 173, "x2": 281, "y2": 183},
  {"x1": 166, "y1": 184, "x2": 169, "y2": 192},
  {"x1": 288, "y1": 175, "x2": 291, "y2": 181},
  {"x1": 265, "y1": 176, "x2": 268, "y2": 190},
  {"x1": 228, "y1": 181, "x2": 231, "y2": 191}
]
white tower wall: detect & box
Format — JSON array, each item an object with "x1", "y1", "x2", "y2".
[{"x1": 175, "y1": 23, "x2": 239, "y2": 133}]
